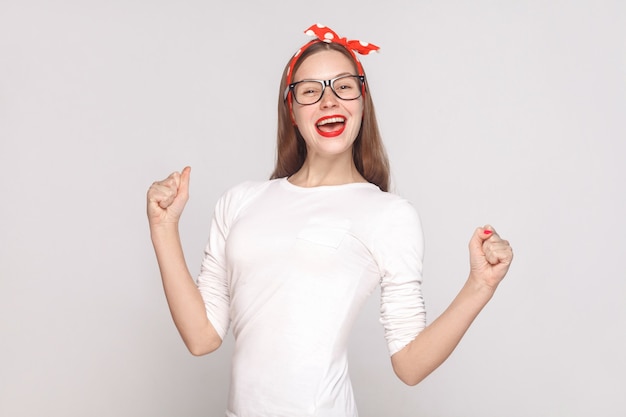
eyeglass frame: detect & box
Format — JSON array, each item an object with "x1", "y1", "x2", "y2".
[{"x1": 284, "y1": 74, "x2": 366, "y2": 105}]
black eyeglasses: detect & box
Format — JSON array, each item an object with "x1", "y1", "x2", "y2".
[{"x1": 284, "y1": 75, "x2": 365, "y2": 105}]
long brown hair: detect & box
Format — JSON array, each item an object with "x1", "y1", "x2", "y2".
[{"x1": 270, "y1": 42, "x2": 390, "y2": 192}]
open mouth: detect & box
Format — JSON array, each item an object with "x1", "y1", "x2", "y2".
[{"x1": 316, "y1": 115, "x2": 346, "y2": 138}]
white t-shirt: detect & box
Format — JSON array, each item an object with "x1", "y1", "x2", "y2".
[{"x1": 197, "y1": 178, "x2": 426, "y2": 417}]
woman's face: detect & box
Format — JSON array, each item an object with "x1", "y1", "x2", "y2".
[{"x1": 291, "y1": 50, "x2": 363, "y2": 161}]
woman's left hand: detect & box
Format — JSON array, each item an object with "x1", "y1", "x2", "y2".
[{"x1": 468, "y1": 225, "x2": 514, "y2": 290}]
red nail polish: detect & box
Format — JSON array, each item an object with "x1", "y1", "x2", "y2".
[{"x1": 484, "y1": 230, "x2": 492, "y2": 235}]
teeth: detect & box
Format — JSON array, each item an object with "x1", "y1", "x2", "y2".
[{"x1": 317, "y1": 117, "x2": 345, "y2": 126}]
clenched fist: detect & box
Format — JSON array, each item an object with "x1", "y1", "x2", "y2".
[
  {"x1": 468, "y1": 225, "x2": 513, "y2": 290},
  {"x1": 147, "y1": 166, "x2": 191, "y2": 227}
]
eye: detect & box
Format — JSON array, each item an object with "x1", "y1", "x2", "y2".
[
  {"x1": 335, "y1": 77, "x2": 357, "y2": 91},
  {"x1": 296, "y1": 82, "x2": 322, "y2": 96}
]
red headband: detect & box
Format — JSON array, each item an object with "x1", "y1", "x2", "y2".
[{"x1": 285, "y1": 23, "x2": 380, "y2": 88}]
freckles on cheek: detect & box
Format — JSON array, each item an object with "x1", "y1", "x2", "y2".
[{"x1": 293, "y1": 111, "x2": 313, "y2": 133}]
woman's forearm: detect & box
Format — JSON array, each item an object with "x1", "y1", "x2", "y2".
[
  {"x1": 151, "y1": 223, "x2": 222, "y2": 356},
  {"x1": 391, "y1": 277, "x2": 495, "y2": 386}
]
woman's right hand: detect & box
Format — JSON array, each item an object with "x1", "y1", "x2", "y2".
[{"x1": 147, "y1": 166, "x2": 191, "y2": 227}]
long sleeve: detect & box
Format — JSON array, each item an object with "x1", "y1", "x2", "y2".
[
  {"x1": 372, "y1": 199, "x2": 427, "y2": 355},
  {"x1": 196, "y1": 190, "x2": 233, "y2": 339}
]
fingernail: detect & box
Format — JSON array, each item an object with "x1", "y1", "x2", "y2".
[{"x1": 484, "y1": 230, "x2": 492, "y2": 235}]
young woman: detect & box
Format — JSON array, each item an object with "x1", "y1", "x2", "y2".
[{"x1": 147, "y1": 24, "x2": 513, "y2": 417}]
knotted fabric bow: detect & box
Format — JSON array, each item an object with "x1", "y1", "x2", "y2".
[{"x1": 285, "y1": 23, "x2": 380, "y2": 87}]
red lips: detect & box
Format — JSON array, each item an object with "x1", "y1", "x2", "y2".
[{"x1": 315, "y1": 115, "x2": 346, "y2": 138}]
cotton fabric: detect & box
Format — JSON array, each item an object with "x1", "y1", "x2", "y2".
[{"x1": 197, "y1": 178, "x2": 426, "y2": 416}]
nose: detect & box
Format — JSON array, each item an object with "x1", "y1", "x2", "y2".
[{"x1": 319, "y1": 86, "x2": 339, "y2": 108}]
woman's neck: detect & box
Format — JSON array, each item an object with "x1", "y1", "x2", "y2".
[{"x1": 288, "y1": 157, "x2": 367, "y2": 188}]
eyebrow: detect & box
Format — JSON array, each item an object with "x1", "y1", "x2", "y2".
[{"x1": 293, "y1": 72, "x2": 355, "y2": 83}]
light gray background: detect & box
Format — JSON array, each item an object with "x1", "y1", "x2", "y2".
[{"x1": 1, "y1": 1, "x2": 624, "y2": 416}]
